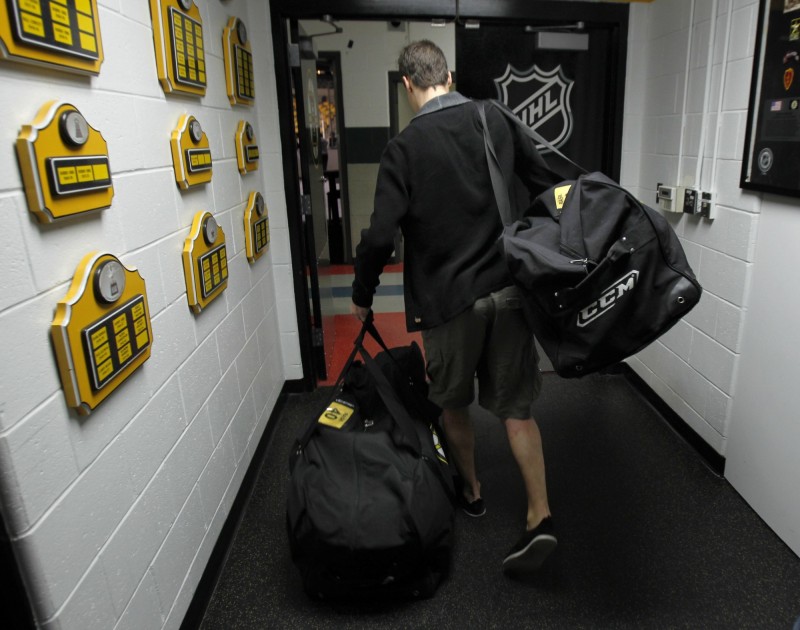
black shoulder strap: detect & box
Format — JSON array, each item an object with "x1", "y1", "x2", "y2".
[
  {"x1": 488, "y1": 100, "x2": 588, "y2": 176},
  {"x1": 478, "y1": 100, "x2": 588, "y2": 226},
  {"x1": 478, "y1": 102, "x2": 513, "y2": 226}
]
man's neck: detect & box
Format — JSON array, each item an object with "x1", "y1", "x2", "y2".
[{"x1": 412, "y1": 84, "x2": 450, "y2": 112}]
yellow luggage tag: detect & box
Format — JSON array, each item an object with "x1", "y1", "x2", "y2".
[
  {"x1": 554, "y1": 184, "x2": 572, "y2": 213},
  {"x1": 318, "y1": 399, "x2": 355, "y2": 429}
]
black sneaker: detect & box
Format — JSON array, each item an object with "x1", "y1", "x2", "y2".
[
  {"x1": 454, "y1": 475, "x2": 486, "y2": 517},
  {"x1": 502, "y1": 517, "x2": 557, "y2": 574},
  {"x1": 460, "y1": 495, "x2": 486, "y2": 517}
]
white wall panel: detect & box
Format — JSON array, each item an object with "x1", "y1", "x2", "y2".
[
  {"x1": 727, "y1": 198, "x2": 800, "y2": 557},
  {"x1": 624, "y1": 1, "x2": 761, "y2": 453},
  {"x1": 0, "y1": 1, "x2": 291, "y2": 626}
]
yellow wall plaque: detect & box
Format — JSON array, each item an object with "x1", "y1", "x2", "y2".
[
  {"x1": 222, "y1": 16, "x2": 254, "y2": 106},
  {"x1": 235, "y1": 120, "x2": 259, "y2": 175},
  {"x1": 182, "y1": 211, "x2": 228, "y2": 313},
  {"x1": 0, "y1": 0, "x2": 103, "y2": 74},
  {"x1": 16, "y1": 101, "x2": 113, "y2": 223},
  {"x1": 52, "y1": 252, "x2": 153, "y2": 415},
  {"x1": 150, "y1": 0, "x2": 206, "y2": 97},
  {"x1": 171, "y1": 114, "x2": 212, "y2": 189},
  {"x1": 243, "y1": 191, "x2": 269, "y2": 264}
]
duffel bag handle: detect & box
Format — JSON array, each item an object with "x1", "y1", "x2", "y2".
[
  {"x1": 356, "y1": 315, "x2": 425, "y2": 456},
  {"x1": 292, "y1": 315, "x2": 373, "y2": 462},
  {"x1": 291, "y1": 313, "x2": 423, "y2": 461},
  {"x1": 359, "y1": 318, "x2": 457, "y2": 502},
  {"x1": 358, "y1": 342, "x2": 423, "y2": 456},
  {"x1": 332, "y1": 311, "x2": 398, "y2": 389}
]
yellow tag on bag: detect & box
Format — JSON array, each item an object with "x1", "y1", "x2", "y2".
[
  {"x1": 318, "y1": 399, "x2": 355, "y2": 429},
  {"x1": 554, "y1": 184, "x2": 572, "y2": 212}
]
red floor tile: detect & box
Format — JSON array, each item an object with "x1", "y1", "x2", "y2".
[{"x1": 320, "y1": 263, "x2": 404, "y2": 276}]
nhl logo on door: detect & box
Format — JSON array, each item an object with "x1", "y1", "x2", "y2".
[{"x1": 494, "y1": 64, "x2": 575, "y2": 152}]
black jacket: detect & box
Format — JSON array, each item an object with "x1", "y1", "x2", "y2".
[{"x1": 352, "y1": 92, "x2": 558, "y2": 331}]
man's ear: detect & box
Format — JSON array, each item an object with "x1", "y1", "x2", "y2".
[
  {"x1": 446, "y1": 71, "x2": 453, "y2": 88},
  {"x1": 402, "y1": 76, "x2": 413, "y2": 92}
]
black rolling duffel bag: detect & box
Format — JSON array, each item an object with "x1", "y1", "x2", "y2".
[
  {"x1": 479, "y1": 102, "x2": 703, "y2": 378},
  {"x1": 286, "y1": 316, "x2": 454, "y2": 601}
]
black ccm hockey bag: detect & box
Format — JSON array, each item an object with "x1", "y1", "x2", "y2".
[
  {"x1": 286, "y1": 316, "x2": 454, "y2": 601},
  {"x1": 479, "y1": 102, "x2": 702, "y2": 377}
]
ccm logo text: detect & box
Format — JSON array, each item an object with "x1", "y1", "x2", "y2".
[{"x1": 577, "y1": 270, "x2": 639, "y2": 327}]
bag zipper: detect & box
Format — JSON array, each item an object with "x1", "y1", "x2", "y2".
[{"x1": 561, "y1": 244, "x2": 596, "y2": 274}]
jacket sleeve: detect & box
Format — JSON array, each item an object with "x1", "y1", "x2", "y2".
[{"x1": 352, "y1": 141, "x2": 409, "y2": 308}]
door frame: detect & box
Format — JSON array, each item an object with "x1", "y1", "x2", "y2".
[
  {"x1": 388, "y1": 71, "x2": 405, "y2": 148},
  {"x1": 270, "y1": 1, "x2": 628, "y2": 389},
  {"x1": 270, "y1": 18, "x2": 319, "y2": 391},
  {"x1": 318, "y1": 50, "x2": 353, "y2": 263}
]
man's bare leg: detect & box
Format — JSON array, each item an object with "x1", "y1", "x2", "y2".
[
  {"x1": 442, "y1": 406, "x2": 481, "y2": 501},
  {"x1": 504, "y1": 417, "x2": 550, "y2": 530},
  {"x1": 501, "y1": 415, "x2": 556, "y2": 574}
]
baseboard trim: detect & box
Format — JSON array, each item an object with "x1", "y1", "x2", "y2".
[
  {"x1": 180, "y1": 387, "x2": 290, "y2": 630},
  {"x1": 614, "y1": 363, "x2": 726, "y2": 477},
  {"x1": 282, "y1": 377, "x2": 313, "y2": 394}
]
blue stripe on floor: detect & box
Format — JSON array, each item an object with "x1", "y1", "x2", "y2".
[{"x1": 331, "y1": 285, "x2": 404, "y2": 298}]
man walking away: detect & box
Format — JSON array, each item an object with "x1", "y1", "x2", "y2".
[{"x1": 351, "y1": 40, "x2": 560, "y2": 575}]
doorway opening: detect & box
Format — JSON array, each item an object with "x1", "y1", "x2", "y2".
[{"x1": 270, "y1": 4, "x2": 629, "y2": 389}]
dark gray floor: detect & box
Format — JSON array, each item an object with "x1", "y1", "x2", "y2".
[{"x1": 199, "y1": 373, "x2": 800, "y2": 629}]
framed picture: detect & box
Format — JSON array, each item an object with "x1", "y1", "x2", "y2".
[{"x1": 740, "y1": 0, "x2": 800, "y2": 197}]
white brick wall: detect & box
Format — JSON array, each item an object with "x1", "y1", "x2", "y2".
[
  {"x1": 623, "y1": 0, "x2": 762, "y2": 455},
  {"x1": 0, "y1": 1, "x2": 298, "y2": 627}
]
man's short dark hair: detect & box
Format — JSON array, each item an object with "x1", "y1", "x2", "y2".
[{"x1": 398, "y1": 40, "x2": 449, "y2": 89}]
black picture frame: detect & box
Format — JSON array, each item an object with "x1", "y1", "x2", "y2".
[{"x1": 740, "y1": 0, "x2": 800, "y2": 197}]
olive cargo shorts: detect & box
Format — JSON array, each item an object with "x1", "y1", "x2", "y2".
[{"x1": 421, "y1": 285, "x2": 542, "y2": 419}]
